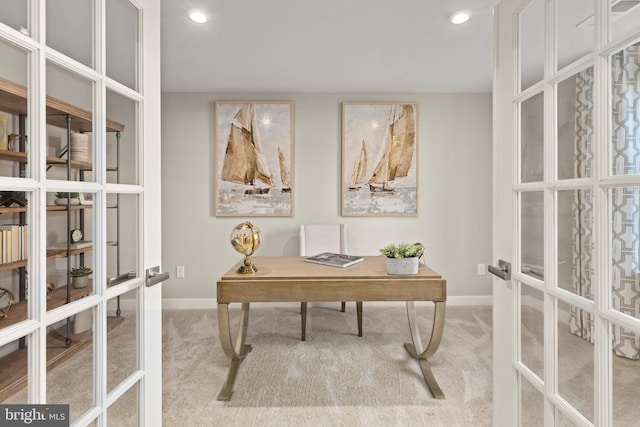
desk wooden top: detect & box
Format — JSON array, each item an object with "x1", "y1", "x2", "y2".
[{"x1": 217, "y1": 256, "x2": 446, "y2": 303}]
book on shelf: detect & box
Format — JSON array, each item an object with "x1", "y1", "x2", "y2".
[
  {"x1": 304, "y1": 252, "x2": 364, "y2": 268},
  {"x1": 0, "y1": 224, "x2": 28, "y2": 264},
  {"x1": 48, "y1": 240, "x2": 93, "y2": 250}
]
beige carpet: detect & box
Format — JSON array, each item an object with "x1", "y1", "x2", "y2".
[
  {"x1": 7, "y1": 304, "x2": 640, "y2": 425},
  {"x1": 162, "y1": 304, "x2": 493, "y2": 426},
  {"x1": 3, "y1": 304, "x2": 494, "y2": 426}
]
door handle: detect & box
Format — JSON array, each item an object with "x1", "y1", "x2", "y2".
[
  {"x1": 488, "y1": 260, "x2": 511, "y2": 281},
  {"x1": 146, "y1": 266, "x2": 170, "y2": 287},
  {"x1": 107, "y1": 271, "x2": 136, "y2": 287}
]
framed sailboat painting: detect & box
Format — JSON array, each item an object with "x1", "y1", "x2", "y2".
[
  {"x1": 341, "y1": 102, "x2": 418, "y2": 216},
  {"x1": 215, "y1": 101, "x2": 294, "y2": 216}
]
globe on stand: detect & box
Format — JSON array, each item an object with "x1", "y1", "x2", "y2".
[{"x1": 230, "y1": 222, "x2": 262, "y2": 274}]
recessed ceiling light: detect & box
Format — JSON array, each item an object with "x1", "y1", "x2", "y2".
[
  {"x1": 449, "y1": 11, "x2": 471, "y2": 25},
  {"x1": 189, "y1": 10, "x2": 208, "y2": 24}
]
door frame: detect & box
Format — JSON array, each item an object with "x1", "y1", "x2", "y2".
[
  {"x1": 492, "y1": 2, "x2": 517, "y2": 425},
  {"x1": 140, "y1": 0, "x2": 163, "y2": 424}
]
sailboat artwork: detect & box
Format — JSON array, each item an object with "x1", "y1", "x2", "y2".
[
  {"x1": 342, "y1": 103, "x2": 418, "y2": 216},
  {"x1": 215, "y1": 102, "x2": 294, "y2": 216},
  {"x1": 278, "y1": 147, "x2": 291, "y2": 193},
  {"x1": 348, "y1": 140, "x2": 368, "y2": 190}
]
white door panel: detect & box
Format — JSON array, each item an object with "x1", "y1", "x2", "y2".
[
  {"x1": 494, "y1": 0, "x2": 640, "y2": 426},
  {"x1": 0, "y1": 0, "x2": 162, "y2": 425}
]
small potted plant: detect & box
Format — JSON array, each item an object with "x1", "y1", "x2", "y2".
[
  {"x1": 70, "y1": 265, "x2": 92, "y2": 289},
  {"x1": 379, "y1": 242, "x2": 425, "y2": 275},
  {"x1": 54, "y1": 192, "x2": 80, "y2": 206}
]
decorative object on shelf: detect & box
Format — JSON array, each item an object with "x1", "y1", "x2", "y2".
[
  {"x1": 46, "y1": 281, "x2": 55, "y2": 299},
  {"x1": 70, "y1": 132, "x2": 89, "y2": 162},
  {"x1": 230, "y1": 222, "x2": 261, "y2": 274},
  {"x1": 0, "y1": 113, "x2": 6, "y2": 150},
  {"x1": 0, "y1": 191, "x2": 27, "y2": 207},
  {"x1": 380, "y1": 242, "x2": 425, "y2": 275},
  {"x1": 0, "y1": 287, "x2": 14, "y2": 319},
  {"x1": 7, "y1": 133, "x2": 25, "y2": 151},
  {"x1": 215, "y1": 101, "x2": 294, "y2": 217},
  {"x1": 342, "y1": 102, "x2": 418, "y2": 216},
  {"x1": 70, "y1": 228, "x2": 83, "y2": 243},
  {"x1": 54, "y1": 192, "x2": 80, "y2": 206},
  {"x1": 73, "y1": 308, "x2": 92, "y2": 334},
  {"x1": 78, "y1": 192, "x2": 93, "y2": 205},
  {"x1": 70, "y1": 266, "x2": 92, "y2": 289}
]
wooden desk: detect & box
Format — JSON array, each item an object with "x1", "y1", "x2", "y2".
[{"x1": 216, "y1": 256, "x2": 447, "y2": 401}]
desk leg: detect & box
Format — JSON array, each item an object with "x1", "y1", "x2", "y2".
[
  {"x1": 217, "y1": 302, "x2": 252, "y2": 401},
  {"x1": 404, "y1": 301, "x2": 446, "y2": 400}
]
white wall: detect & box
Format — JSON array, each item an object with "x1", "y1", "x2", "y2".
[{"x1": 160, "y1": 92, "x2": 493, "y2": 305}]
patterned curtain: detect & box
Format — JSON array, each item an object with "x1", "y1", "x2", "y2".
[
  {"x1": 611, "y1": 45, "x2": 640, "y2": 359},
  {"x1": 569, "y1": 45, "x2": 640, "y2": 360},
  {"x1": 568, "y1": 67, "x2": 595, "y2": 344}
]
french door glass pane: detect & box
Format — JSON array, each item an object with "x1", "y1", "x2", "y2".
[
  {"x1": 556, "y1": 0, "x2": 594, "y2": 71},
  {"x1": 0, "y1": 1, "x2": 28, "y2": 35},
  {"x1": 106, "y1": 89, "x2": 137, "y2": 185},
  {"x1": 107, "y1": 193, "x2": 138, "y2": 281},
  {"x1": 518, "y1": 0, "x2": 545, "y2": 91},
  {"x1": 107, "y1": 382, "x2": 138, "y2": 426},
  {"x1": 521, "y1": 191, "x2": 544, "y2": 278},
  {"x1": 610, "y1": 42, "x2": 640, "y2": 177},
  {"x1": 107, "y1": 288, "x2": 137, "y2": 393},
  {"x1": 106, "y1": 0, "x2": 139, "y2": 91},
  {"x1": 521, "y1": 93, "x2": 544, "y2": 183},
  {"x1": 46, "y1": 191, "x2": 95, "y2": 306},
  {"x1": 0, "y1": 39, "x2": 29, "y2": 179},
  {"x1": 609, "y1": 187, "x2": 640, "y2": 324},
  {"x1": 520, "y1": 375, "x2": 544, "y2": 426},
  {"x1": 557, "y1": 68, "x2": 594, "y2": 180},
  {"x1": 612, "y1": 3, "x2": 640, "y2": 42},
  {"x1": 45, "y1": 61, "x2": 96, "y2": 183},
  {"x1": 47, "y1": 307, "x2": 95, "y2": 423},
  {"x1": 521, "y1": 283, "x2": 544, "y2": 379},
  {"x1": 0, "y1": 191, "x2": 30, "y2": 328},
  {"x1": 612, "y1": 323, "x2": 640, "y2": 426},
  {"x1": 554, "y1": 408, "x2": 576, "y2": 427},
  {"x1": 0, "y1": 335, "x2": 29, "y2": 402},
  {"x1": 46, "y1": 0, "x2": 94, "y2": 68},
  {"x1": 557, "y1": 300, "x2": 594, "y2": 423},
  {"x1": 557, "y1": 189, "x2": 594, "y2": 300}
]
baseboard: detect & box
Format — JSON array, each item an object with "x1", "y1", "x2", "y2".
[{"x1": 161, "y1": 295, "x2": 492, "y2": 310}]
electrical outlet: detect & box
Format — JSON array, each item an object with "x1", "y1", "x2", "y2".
[
  {"x1": 477, "y1": 263, "x2": 486, "y2": 275},
  {"x1": 176, "y1": 266, "x2": 185, "y2": 278}
]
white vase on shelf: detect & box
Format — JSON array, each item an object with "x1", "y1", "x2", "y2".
[
  {"x1": 70, "y1": 133, "x2": 89, "y2": 162},
  {"x1": 54, "y1": 198, "x2": 80, "y2": 206}
]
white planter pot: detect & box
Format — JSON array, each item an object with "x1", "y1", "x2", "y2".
[
  {"x1": 386, "y1": 257, "x2": 419, "y2": 275},
  {"x1": 54, "y1": 198, "x2": 80, "y2": 206},
  {"x1": 73, "y1": 308, "x2": 92, "y2": 334}
]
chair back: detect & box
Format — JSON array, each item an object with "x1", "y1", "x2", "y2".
[{"x1": 299, "y1": 224, "x2": 348, "y2": 256}]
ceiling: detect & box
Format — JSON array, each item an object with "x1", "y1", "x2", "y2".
[{"x1": 160, "y1": 1, "x2": 498, "y2": 93}]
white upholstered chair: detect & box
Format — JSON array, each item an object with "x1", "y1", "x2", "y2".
[{"x1": 299, "y1": 223, "x2": 363, "y2": 341}]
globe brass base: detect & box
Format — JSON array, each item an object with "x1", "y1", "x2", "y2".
[{"x1": 237, "y1": 257, "x2": 258, "y2": 274}]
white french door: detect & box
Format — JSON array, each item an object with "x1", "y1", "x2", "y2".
[
  {"x1": 493, "y1": 0, "x2": 640, "y2": 425},
  {"x1": 0, "y1": 0, "x2": 162, "y2": 425}
]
